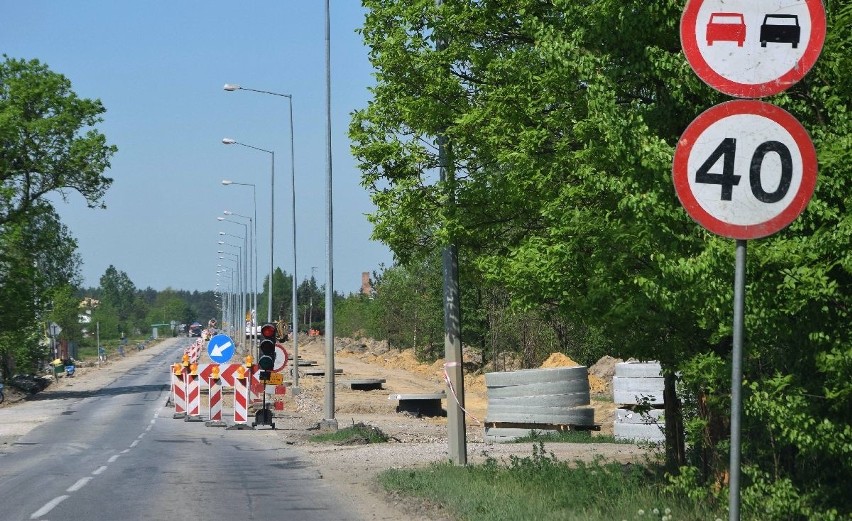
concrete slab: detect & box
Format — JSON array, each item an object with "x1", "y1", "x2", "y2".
[
  {"x1": 339, "y1": 378, "x2": 386, "y2": 391},
  {"x1": 302, "y1": 368, "x2": 343, "y2": 377},
  {"x1": 388, "y1": 392, "x2": 446, "y2": 417}
]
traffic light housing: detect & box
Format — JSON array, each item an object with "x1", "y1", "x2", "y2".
[{"x1": 258, "y1": 323, "x2": 277, "y2": 376}]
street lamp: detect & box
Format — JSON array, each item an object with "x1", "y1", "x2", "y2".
[
  {"x1": 218, "y1": 217, "x2": 249, "y2": 333},
  {"x1": 222, "y1": 138, "x2": 275, "y2": 325},
  {"x1": 224, "y1": 209, "x2": 256, "y2": 351},
  {"x1": 222, "y1": 180, "x2": 259, "y2": 347},
  {"x1": 217, "y1": 265, "x2": 236, "y2": 337},
  {"x1": 218, "y1": 248, "x2": 243, "y2": 345},
  {"x1": 224, "y1": 82, "x2": 300, "y2": 391},
  {"x1": 322, "y1": 0, "x2": 336, "y2": 427}
]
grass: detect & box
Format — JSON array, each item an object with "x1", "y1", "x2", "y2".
[
  {"x1": 513, "y1": 429, "x2": 634, "y2": 444},
  {"x1": 378, "y1": 442, "x2": 725, "y2": 521},
  {"x1": 309, "y1": 422, "x2": 389, "y2": 444}
]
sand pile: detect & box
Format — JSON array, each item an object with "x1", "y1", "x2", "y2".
[{"x1": 540, "y1": 352, "x2": 581, "y2": 368}]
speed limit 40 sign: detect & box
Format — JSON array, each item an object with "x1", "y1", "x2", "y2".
[{"x1": 673, "y1": 100, "x2": 817, "y2": 239}]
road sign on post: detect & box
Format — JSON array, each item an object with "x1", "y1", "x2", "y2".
[
  {"x1": 272, "y1": 343, "x2": 289, "y2": 373},
  {"x1": 680, "y1": 0, "x2": 826, "y2": 98},
  {"x1": 207, "y1": 334, "x2": 235, "y2": 364},
  {"x1": 673, "y1": 100, "x2": 817, "y2": 239},
  {"x1": 679, "y1": 5, "x2": 824, "y2": 519}
]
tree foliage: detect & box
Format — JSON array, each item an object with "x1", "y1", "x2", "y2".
[
  {"x1": 0, "y1": 55, "x2": 115, "y2": 375},
  {"x1": 0, "y1": 56, "x2": 116, "y2": 226},
  {"x1": 352, "y1": 1, "x2": 851, "y2": 517},
  {"x1": 0, "y1": 204, "x2": 81, "y2": 374}
]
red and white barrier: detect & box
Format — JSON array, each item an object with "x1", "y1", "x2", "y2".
[
  {"x1": 272, "y1": 385, "x2": 287, "y2": 411},
  {"x1": 184, "y1": 339, "x2": 202, "y2": 364},
  {"x1": 172, "y1": 371, "x2": 187, "y2": 419},
  {"x1": 185, "y1": 373, "x2": 202, "y2": 422},
  {"x1": 233, "y1": 375, "x2": 249, "y2": 426},
  {"x1": 206, "y1": 374, "x2": 226, "y2": 427}
]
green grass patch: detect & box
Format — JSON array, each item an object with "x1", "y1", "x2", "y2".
[
  {"x1": 378, "y1": 443, "x2": 724, "y2": 521},
  {"x1": 309, "y1": 422, "x2": 389, "y2": 444},
  {"x1": 513, "y1": 429, "x2": 632, "y2": 444}
]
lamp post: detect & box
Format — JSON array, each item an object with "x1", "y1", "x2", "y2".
[
  {"x1": 322, "y1": 0, "x2": 337, "y2": 428},
  {"x1": 218, "y1": 249, "x2": 243, "y2": 346},
  {"x1": 222, "y1": 138, "x2": 275, "y2": 325},
  {"x1": 218, "y1": 217, "x2": 249, "y2": 339},
  {"x1": 217, "y1": 266, "x2": 235, "y2": 337},
  {"x1": 224, "y1": 209, "x2": 256, "y2": 352},
  {"x1": 224, "y1": 82, "x2": 300, "y2": 391},
  {"x1": 222, "y1": 181, "x2": 259, "y2": 348},
  {"x1": 309, "y1": 266, "x2": 317, "y2": 333}
]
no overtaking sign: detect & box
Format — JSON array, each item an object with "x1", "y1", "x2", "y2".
[{"x1": 681, "y1": 0, "x2": 826, "y2": 98}]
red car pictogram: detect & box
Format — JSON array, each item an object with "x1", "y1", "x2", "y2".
[{"x1": 706, "y1": 12, "x2": 747, "y2": 47}]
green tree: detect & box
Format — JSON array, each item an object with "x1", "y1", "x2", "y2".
[
  {"x1": 297, "y1": 275, "x2": 323, "y2": 332},
  {"x1": 98, "y1": 265, "x2": 148, "y2": 336},
  {"x1": 0, "y1": 56, "x2": 116, "y2": 227},
  {"x1": 0, "y1": 204, "x2": 81, "y2": 373},
  {"x1": 353, "y1": 1, "x2": 851, "y2": 517},
  {"x1": 372, "y1": 259, "x2": 444, "y2": 356}
]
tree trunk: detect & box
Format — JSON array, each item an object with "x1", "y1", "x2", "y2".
[{"x1": 664, "y1": 372, "x2": 686, "y2": 472}]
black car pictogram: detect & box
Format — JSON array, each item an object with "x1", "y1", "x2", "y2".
[{"x1": 760, "y1": 14, "x2": 800, "y2": 48}]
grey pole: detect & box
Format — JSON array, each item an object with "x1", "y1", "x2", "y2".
[
  {"x1": 221, "y1": 139, "x2": 274, "y2": 325},
  {"x1": 222, "y1": 140, "x2": 273, "y2": 324},
  {"x1": 222, "y1": 181, "x2": 259, "y2": 354},
  {"x1": 729, "y1": 239, "x2": 746, "y2": 521},
  {"x1": 268, "y1": 152, "x2": 275, "y2": 324},
  {"x1": 435, "y1": 0, "x2": 467, "y2": 466},
  {"x1": 225, "y1": 211, "x2": 255, "y2": 352},
  {"x1": 287, "y1": 96, "x2": 300, "y2": 392},
  {"x1": 223, "y1": 85, "x2": 298, "y2": 381},
  {"x1": 322, "y1": 0, "x2": 337, "y2": 429},
  {"x1": 309, "y1": 266, "x2": 317, "y2": 331}
]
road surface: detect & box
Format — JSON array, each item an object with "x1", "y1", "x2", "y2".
[{"x1": 0, "y1": 337, "x2": 356, "y2": 520}]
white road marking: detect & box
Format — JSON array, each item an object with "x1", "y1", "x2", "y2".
[
  {"x1": 30, "y1": 495, "x2": 68, "y2": 519},
  {"x1": 108, "y1": 455, "x2": 119, "y2": 463},
  {"x1": 67, "y1": 477, "x2": 92, "y2": 492},
  {"x1": 92, "y1": 466, "x2": 108, "y2": 475}
]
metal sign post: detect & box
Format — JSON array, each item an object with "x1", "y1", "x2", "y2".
[
  {"x1": 676, "y1": 2, "x2": 824, "y2": 508},
  {"x1": 729, "y1": 240, "x2": 746, "y2": 519},
  {"x1": 673, "y1": 101, "x2": 817, "y2": 519}
]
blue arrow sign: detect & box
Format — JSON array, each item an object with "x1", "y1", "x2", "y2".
[{"x1": 207, "y1": 334, "x2": 235, "y2": 364}]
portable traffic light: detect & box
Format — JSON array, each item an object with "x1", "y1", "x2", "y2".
[{"x1": 258, "y1": 323, "x2": 277, "y2": 375}]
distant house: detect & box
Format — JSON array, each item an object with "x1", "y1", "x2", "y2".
[
  {"x1": 78, "y1": 297, "x2": 100, "y2": 324},
  {"x1": 361, "y1": 272, "x2": 375, "y2": 298}
]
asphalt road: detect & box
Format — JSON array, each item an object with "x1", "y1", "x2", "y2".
[{"x1": 0, "y1": 338, "x2": 354, "y2": 521}]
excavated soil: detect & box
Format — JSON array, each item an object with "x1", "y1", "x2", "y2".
[{"x1": 0, "y1": 335, "x2": 651, "y2": 521}]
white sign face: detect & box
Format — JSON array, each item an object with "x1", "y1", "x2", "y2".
[
  {"x1": 272, "y1": 343, "x2": 289, "y2": 372},
  {"x1": 681, "y1": 0, "x2": 825, "y2": 97},
  {"x1": 673, "y1": 101, "x2": 817, "y2": 239}
]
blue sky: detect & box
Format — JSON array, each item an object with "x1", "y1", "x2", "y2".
[{"x1": 1, "y1": 1, "x2": 393, "y2": 294}]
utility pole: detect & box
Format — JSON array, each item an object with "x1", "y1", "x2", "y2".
[{"x1": 436, "y1": 0, "x2": 467, "y2": 465}]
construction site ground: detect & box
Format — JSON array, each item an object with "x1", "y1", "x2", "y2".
[{"x1": 0, "y1": 335, "x2": 655, "y2": 521}]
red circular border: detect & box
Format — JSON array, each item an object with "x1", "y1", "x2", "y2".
[
  {"x1": 680, "y1": 0, "x2": 826, "y2": 98},
  {"x1": 673, "y1": 100, "x2": 817, "y2": 239}
]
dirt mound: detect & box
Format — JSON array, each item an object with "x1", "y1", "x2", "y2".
[
  {"x1": 540, "y1": 352, "x2": 581, "y2": 368},
  {"x1": 589, "y1": 355, "x2": 622, "y2": 381},
  {"x1": 589, "y1": 355, "x2": 622, "y2": 394}
]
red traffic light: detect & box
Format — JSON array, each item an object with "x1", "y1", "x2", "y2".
[
  {"x1": 260, "y1": 323, "x2": 277, "y2": 339},
  {"x1": 258, "y1": 323, "x2": 277, "y2": 371}
]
